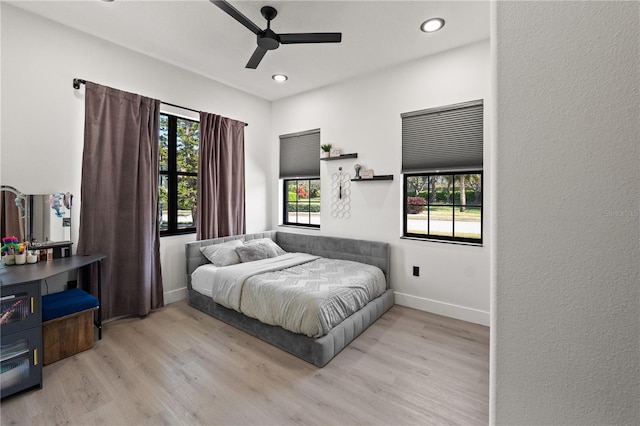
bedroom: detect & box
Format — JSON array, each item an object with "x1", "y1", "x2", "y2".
[{"x1": 1, "y1": 1, "x2": 638, "y2": 425}]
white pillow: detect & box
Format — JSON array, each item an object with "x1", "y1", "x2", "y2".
[
  {"x1": 244, "y1": 238, "x2": 286, "y2": 257},
  {"x1": 199, "y1": 239, "x2": 243, "y2": 267}
]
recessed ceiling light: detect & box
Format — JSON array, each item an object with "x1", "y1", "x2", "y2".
[
  {"x1": 421, "y1": 18, "x2": 445, "y2": 33},
  {"x1": 272, "y1": 74, "x2": 288, "y2": 82}
]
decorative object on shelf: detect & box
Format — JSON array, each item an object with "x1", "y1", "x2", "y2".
[
  {"x1": 330, "y1": 147, "x2": 341, "y2": 157},
  {"x1": 331, "y1": 167, "x2": 351, "y2": 219},
  {"x1": 320, "y1": 143, "x2": 332, "y2": 159},
  {"x1": 354, "y1": 164, "x2": 362, "y2": 179},
  {"x1": 360, "y1": 169, "x2": 374, "y2": 179}
]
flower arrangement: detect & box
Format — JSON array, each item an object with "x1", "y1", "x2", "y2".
[{"x1": 2, "y1": 236, "x2": 26, "y2": 255}]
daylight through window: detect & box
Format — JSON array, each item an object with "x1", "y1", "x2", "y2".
[
  {"x1": 404, "y1": 172, "x2": 482, "y2": 243},
  {"x1": 159, "y1": 113, "x2": 199, "y2": 236},
  {"x1": 283, "y1": 179, "x2": 321, "y2": 227}
]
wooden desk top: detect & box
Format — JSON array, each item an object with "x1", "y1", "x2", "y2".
[{"x1": 0, "y1": 254, "x2": 106, "y2": 286}]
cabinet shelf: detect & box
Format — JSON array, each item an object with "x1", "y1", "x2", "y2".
[
  {"x1": 321, "y1": 153, "x2": 358, "y2": 161},
  {"x1": 0, "y1": 340, "x2": 29, "y2": 363},
  {"x1": 351, "y1": 175, "x2": 394, "y2": 181}
]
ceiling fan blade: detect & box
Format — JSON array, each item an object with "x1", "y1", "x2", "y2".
[
  {"x1": 279, "y1": 33, "x2": 342, "y2": 44},
  {"x1": 246, "y1": 46, "x2": 268, "y2": 69},
  {"x1": 210, "y1": 0, "x2": 262, "y2": 35}
]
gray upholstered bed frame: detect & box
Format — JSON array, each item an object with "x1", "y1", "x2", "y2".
[{"x1": 185, "y1": 231, "x2": 394, "y2": 367}]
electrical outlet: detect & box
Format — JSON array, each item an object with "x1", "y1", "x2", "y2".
[{"x1": 413, "y1": 266, "x2": 419, "y2": 277}]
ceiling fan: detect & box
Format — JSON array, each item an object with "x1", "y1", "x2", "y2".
[{"x1": 210, "y1": 0, "x2": 342, "y2": 69}]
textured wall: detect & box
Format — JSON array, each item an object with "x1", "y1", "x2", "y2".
[{"x1": 493, "y1": 1, "x2": 639, "y2": 424}]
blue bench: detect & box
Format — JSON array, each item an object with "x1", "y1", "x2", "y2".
[
  {"x1": 42, "y1": 288, "x2": 99, "y2": 321},
  {"x1": 42, "y1": 288, "x2": 99, "y2": 365}
]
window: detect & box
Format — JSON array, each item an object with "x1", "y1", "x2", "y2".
[
  {"x1": 401, "y1": 100, "x2": 483, "y2": 244},
  {"x1": 404, "y1": 172, "x2": 482, "y2": 243},
  {"x1": 279, "y1": 129, "x2": 321, "y2": 228},
  {"x1": 283, "y1": 179, "x2": 321, "y2": 227},
  {"x1": 159, "y1": 113, "x2": 199, "y2": 236}
]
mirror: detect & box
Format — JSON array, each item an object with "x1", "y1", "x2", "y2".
[
  {"x1": 0, "y1": 186, "x2": 72, "y2": 245},
  {"x1": 28, "y1": 193, "x2": 72, "y2": 244}
]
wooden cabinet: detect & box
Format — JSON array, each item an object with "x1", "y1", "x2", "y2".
[{"x1": 1, "y1": 281, "x2": 42, "y2": 399}]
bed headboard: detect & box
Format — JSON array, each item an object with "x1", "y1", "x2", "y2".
[{"x1": 185, "y1": 231, "x2": 391, "y2": 289}]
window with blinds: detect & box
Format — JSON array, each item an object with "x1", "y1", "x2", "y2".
[
  {"x1": 401, "y1": 100, "x2": 483, "y2": 173},
  {"x1": 401, "y1": 100, "x2": 483, "y2": 244},
  {"x1": 279, "y1": 129, "x2": 321, "y2": 228}
]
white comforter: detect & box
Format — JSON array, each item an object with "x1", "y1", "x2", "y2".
[{"x1": 191, "y1": 253, "x2": 387, "y2": 337}]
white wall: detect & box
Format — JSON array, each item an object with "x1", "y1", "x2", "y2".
[
  {"x1": 272, "y1": 40, "x2": 491, "y2": 325},
  {"x1": 492, "y1": 1, "x2": 639, "y2": 424},
  {"x1": 0, "y1": 4, "x2": 272, "y2": 302}
]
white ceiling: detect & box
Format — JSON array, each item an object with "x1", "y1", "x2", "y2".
[{"x1": 9, "y1": 0, "x2": 490, "y2": 101}]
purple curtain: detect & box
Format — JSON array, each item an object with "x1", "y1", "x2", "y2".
[
  {"x1": 197, "y1": 113, "x2": 246, "y2": 239},
  {"x1": 77, "y1": 82, "x2": 163, "y2": 319}
]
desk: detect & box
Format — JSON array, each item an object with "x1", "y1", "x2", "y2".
[
  {"x1": 0, "y1": 254, "x2": 106, "y2": 339},
  {"x1": 0, "y1": 254, "x2": 105, "y2": 398}
]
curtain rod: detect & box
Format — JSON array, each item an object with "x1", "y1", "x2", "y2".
[{"x1": 73, "y1": 78, "x2": 248, "y2": 126}]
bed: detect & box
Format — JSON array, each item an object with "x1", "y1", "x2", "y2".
[{"x1": 185, "y1": 231, "x2": 394, "y2": 367}]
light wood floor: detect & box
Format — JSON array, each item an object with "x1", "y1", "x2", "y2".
[{"x1": 1, "y1": 300, "x2": 489, "y2": 425}]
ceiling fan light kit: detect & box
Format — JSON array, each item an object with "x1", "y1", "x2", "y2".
[{"x1": 211, "y1": 0, "x2": 342, "y2": 69}]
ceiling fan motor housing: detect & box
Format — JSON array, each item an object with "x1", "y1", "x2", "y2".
[{"x1": 258, "y1": 29, "x2": 280, "y2": 50}]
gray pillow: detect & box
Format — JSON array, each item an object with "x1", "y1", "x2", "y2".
[
  {"x1": 244, "y1": 238, "x2": 286, "y2": 257},
  {"x1": 236, "y1": 244, "x2": 272, "y2": 263},
  {"x1": 199, "y1": 239, "x2": 243, "y2": 267}
]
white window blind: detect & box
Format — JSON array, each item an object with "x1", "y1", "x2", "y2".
[
  {"x1": 401, "y1": 100, "x2": 483, "y2": 173},
  {"x1": 279, "y1": 129, "x2": 321, "y2": 179}
]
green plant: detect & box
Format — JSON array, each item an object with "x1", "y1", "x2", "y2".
[
  {"x1": 288, "y1": 203, "x2": 321, "y2": 213},
  {"x1": 320, "y1": 143, "x2": 332, "y2": 152}
]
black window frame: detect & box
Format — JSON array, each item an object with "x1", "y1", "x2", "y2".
[
  {"x1": 283, "y1": 178, "x2": 321, "y2": 228},
  {"x1": 403, "y1": 171, "x2": 483, "y2": 244},
  {"x1": 159, "y1": 113, "x2": 198, "y2": 237}
]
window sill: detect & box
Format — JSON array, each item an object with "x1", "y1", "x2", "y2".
[
  {"x1": 400, "y1": 236, "x2": 483, "y2": 247},
  {"x1": 160, "y1": 229, "x2": 197, "y2": 238},
  {"x1": 279, "y1": 224, "x2": 320, "y2": 231}
]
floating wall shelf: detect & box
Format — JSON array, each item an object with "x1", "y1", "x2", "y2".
[
  {"x1": 321, "y1": 153, "x2": 358, "y2": 161},
  {"x1": 351, "y1": 175, "x2": 394, "y2": 181}
]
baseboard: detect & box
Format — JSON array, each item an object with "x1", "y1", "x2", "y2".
[
  {"x1": 164, "y1": 287, "x2": 188, "y2": 305},
  {"x1": 394, "y1": 292, "x2": 490, "y2": 326}
]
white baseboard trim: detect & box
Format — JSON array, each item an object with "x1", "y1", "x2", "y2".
[
  {"x1": 393, "y1": 292, "x2": 490, "y2": 326},
  {"x1": 164, "y1": 287, "x2": 188, "y2": 305}
]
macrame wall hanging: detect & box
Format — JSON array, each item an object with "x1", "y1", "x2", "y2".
[{"x1": 331, "y1": 167, "x2": 351, "y2": 219}]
